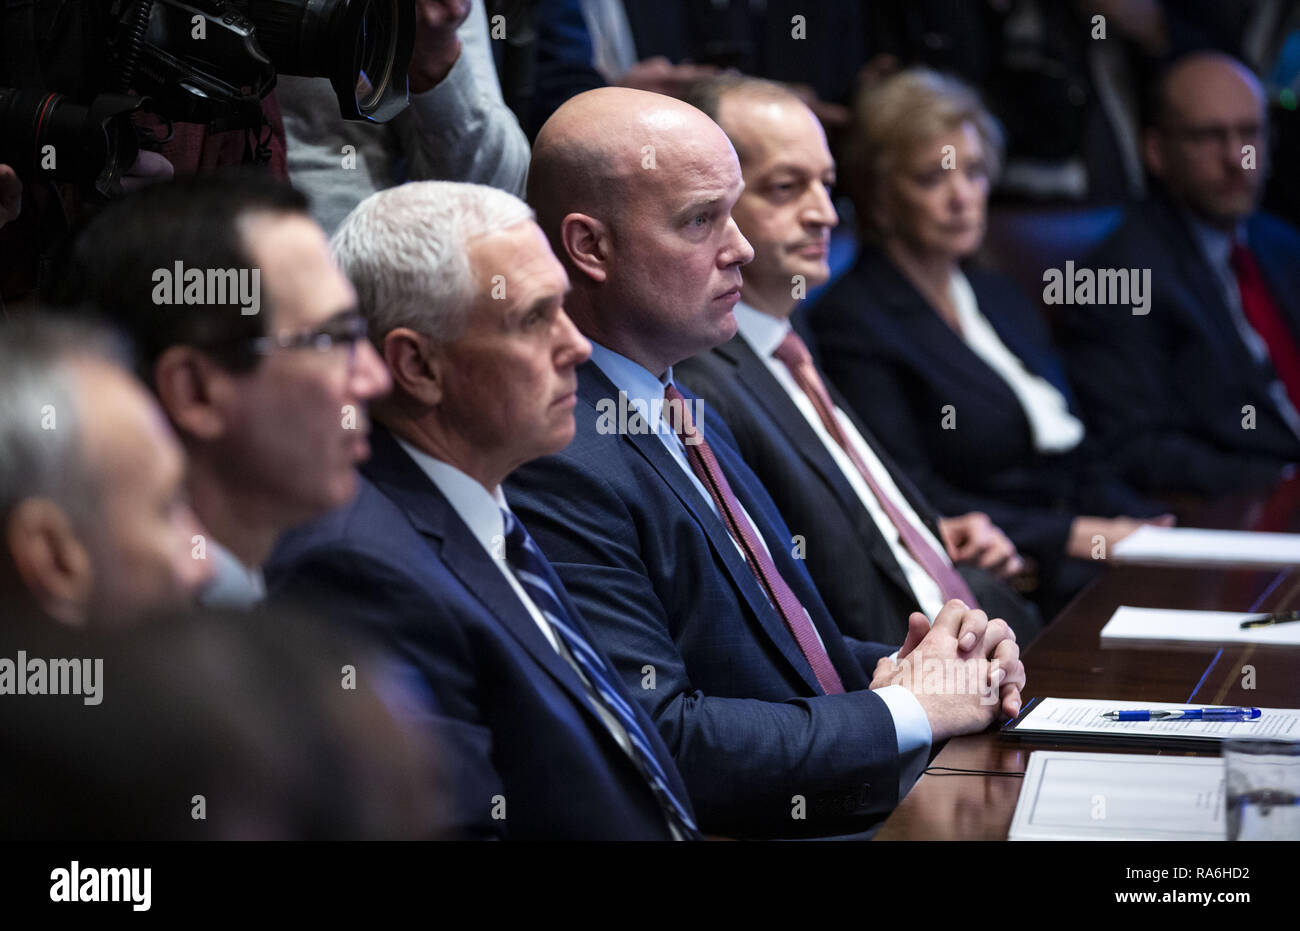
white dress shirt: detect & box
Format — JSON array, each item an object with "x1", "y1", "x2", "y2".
[
  {"x1": 949, "y1": 270, "x2": 1086, "y2": 454},
  {"x1": 733, "y1": 302, "x2": 949, "y2": 622},
  {"x1": 199, "y1": 538, "x2": 265, "y2": 608},
  {"x1": 588, "y1": 341, "x2": 932, "y2": 795}
]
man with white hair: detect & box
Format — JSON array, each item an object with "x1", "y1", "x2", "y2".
[
  {"x1": 266, "y1": 180, "x2": 699, "y2": 840},
  {"x1": 0, "y1": 317, "x2": 212, "y2": 626}
]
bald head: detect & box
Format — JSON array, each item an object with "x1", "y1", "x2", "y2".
[
  {"x1": 1145, "y1": 52, "x2": 1267, "y2": 227},
  {"x1": 529, "y1": 87, "x2": 738, "y2": 249},
  {"x1": 526, "y1": 87, "x2": 753, "y2": 375},
  {"x1": 1155, "y1": 52, "x2": 1264, "y2": 126},
  {"x1": 685, "y1": 75, "x2": 805, "y2": 166}
]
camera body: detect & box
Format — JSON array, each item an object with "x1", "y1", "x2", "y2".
[{"x1": 1, "y1": 0, "x2": 414, "y2": 196}]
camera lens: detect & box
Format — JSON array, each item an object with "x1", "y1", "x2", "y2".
[
  {"x1": 0, "y1": 89, "x2": 142, "y2": 197},
  {"x1": 236, "y1": 0, "x2": 414, "y2": 123}
]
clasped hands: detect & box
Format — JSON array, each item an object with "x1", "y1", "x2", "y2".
[{"x1": 870, "y1": 599, "x2": 1026, "y2": 742}]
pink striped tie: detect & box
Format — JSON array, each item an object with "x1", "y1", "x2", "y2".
[
  {"x1": 662, "y1": 384, "x2": 845, "y2": 695},
  {"x1": 772, "y1": 330, "x2": 979, "y2": 609}
]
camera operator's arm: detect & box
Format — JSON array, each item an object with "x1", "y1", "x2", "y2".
[
  {"x1": 394, "y1": 0, "x2": 529, "y2": 197},
  {"x1": 0, "y1": 165, "x2": 20, "y2": 230},
  {"x1": 121, "y1": 151, "x2": 174, "y2": 193}
]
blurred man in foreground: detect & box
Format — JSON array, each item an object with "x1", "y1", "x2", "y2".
[{"x1": 0, "y1": 317, "x2": 211, "y2": 626}]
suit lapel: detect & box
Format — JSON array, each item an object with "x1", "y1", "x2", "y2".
[
  {"x1": 726, "y1": 337, "x2": 859, "y2": 511},
  {"x1": 720, "y1": 336, "x2": 932, "y2": 603},
  {"x1": 1151, "y1": 199, "x2": 1261, "y2": 375},
  {"x1": 580, "y1": 363, "x2": 826, "y2": 695},
  {"x1": 361, "y1": 425, "x2": 609, "y2": 724},
  {"x1": 863, "y1": 251, "x2": 1019, "y2": 411}
]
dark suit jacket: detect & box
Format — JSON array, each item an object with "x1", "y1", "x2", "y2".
[
  {"x1": 265, "y1": 425, "x2": 687, "y2": 841},
  {"x1": 504, "y1": 360, "x2": 909, "y2": 839},
  {"x1": 1056, "y1": 193, "x2": 1300, "y2": 495},
  {"x1": 809, "y1": 246, "x2": 1156, "y2": 601},
  {"x1": 676, "y1": 334, "x2": 1041, "y2": 645}
]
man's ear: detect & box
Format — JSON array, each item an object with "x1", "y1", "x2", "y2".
[
  {"x1": 5, "y1": 498, "x2": 94, "y2": 627},
  {"x1": 153, "y1": 346, "x2": 234, "y2": 442},
  {"x1": 560, "y1": 212, "x2": 609, "y2": 284},
  {"x1": 382, "y1": 328, "x2": 443, "y2": 407}
]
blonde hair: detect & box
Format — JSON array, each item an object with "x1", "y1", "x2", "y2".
[{"x1": 847, "y1": 68, "x2": 1004, "y2": 241}]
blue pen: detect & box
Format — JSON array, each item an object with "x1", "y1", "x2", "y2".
[{"x1": 1100, "y1": 707, "x2": 1262, "y2": 721}]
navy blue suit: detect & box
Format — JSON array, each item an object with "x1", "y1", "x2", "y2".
[
  {"x1": 1056, "y1": 193, "x2": 1300, "y2": 496},
  {"x1": 504, "y1": 360, "x2": 910, "y2": 840},
  {"x1": 808, "y1": 246, "x2": 1158, "y2": 611},
  {"x1": 265, "y1": 425, "x2": 687, "y2": 840},
  {"x1": 676, "y1": 334, "x2": 1041, "y2": 645}
]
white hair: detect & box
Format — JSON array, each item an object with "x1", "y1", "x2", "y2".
[
  {"x1": 331, "y1": 181, "x2": 536, "y2": 345},
  {"x1": 0, "y1": 316, "x2": 130, "y2": 533}
]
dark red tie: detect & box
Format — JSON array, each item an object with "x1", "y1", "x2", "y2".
[
  {"x1": 661, "y1": 383, "x2": 845, "y2": 695},
  {"x1": 772, "y1": 330, "x2": 979, "y2": 609},
  {"x1": 1231, "y1": 242, "x2": 1300, "y2": 412}
]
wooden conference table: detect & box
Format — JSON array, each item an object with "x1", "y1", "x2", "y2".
[{"x1": 874, "y1": 475, "x2": 1300, "y2": 841}]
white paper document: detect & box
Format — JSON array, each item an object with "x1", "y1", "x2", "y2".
[
  {"x1": 1009, "y1": 697, "x2": 1300, "y2": 744},
  {"x1": 1101, "y1": 605, "x2": 1300, "y2": 647},
  {"x1": 1111, "y1": 525, "x2": 1300, "y2": 568},
  {"x1": 1009, "y1": 751, "x2": 1226, "y2": 840}
]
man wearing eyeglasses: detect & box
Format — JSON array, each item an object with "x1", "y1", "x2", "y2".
[
  {"x1": 1058, "y1": 51, "x2": 1300, "y2": 498},
  {"x1": 53, "y1": 174, "x2": 391, "y2": 607}
]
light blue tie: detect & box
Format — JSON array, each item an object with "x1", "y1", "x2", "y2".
[{"x1": 500, "y1": 509, "x2": 700, "y2": 839}]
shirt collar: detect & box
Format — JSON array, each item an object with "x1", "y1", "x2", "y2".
[
  {"x1": 394, "y1": 437, "x2": 509, "y2": 555},
  {"x1": 201, "y1": 538, "x2": 266, "y2": 608},
  {"x1": 732, "y1": 300, "x2": 793, "y2": 358},
  {"x1": 1185, "y1": 211, "x2": 1248, "y2": 271},
  {"x1": 587, "y1": 340, "x2": 674, "y2": 398}
]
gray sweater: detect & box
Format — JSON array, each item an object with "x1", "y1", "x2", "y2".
[{"x1": 278, "y1": 1, "x2": 530, "y2": 235}]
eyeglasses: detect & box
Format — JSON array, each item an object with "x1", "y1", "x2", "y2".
[
  {"x1": 250, "y1": 311, "x2": 370, "y2": 367},
  {"x1": 1160, "y1": 121, "x2": 1265, "y2": 151}
]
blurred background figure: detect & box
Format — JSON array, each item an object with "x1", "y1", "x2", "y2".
[
  {"x1": 808, "y1": 69, "x2": 1169, "y2": 615},
  {"x1": 1058, "y1": 52, "x2": 1300, "y2": 499},
  {"x1": 52, "y1": 175, "x2": 391, "y2": 608},
  {"x1": 0, "y1": 605, "x2": 445, "y2": 839},
  {"x1": 0, "y1": 316, "x2": 212, "y2": 627},
  {"x1": 487, "y1": 0, "x2": 855, "y2": 139}
]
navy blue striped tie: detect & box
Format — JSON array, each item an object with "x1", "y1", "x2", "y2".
[{"x1": 500, "y1": 509, "x2": 700, "y2": 840}]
